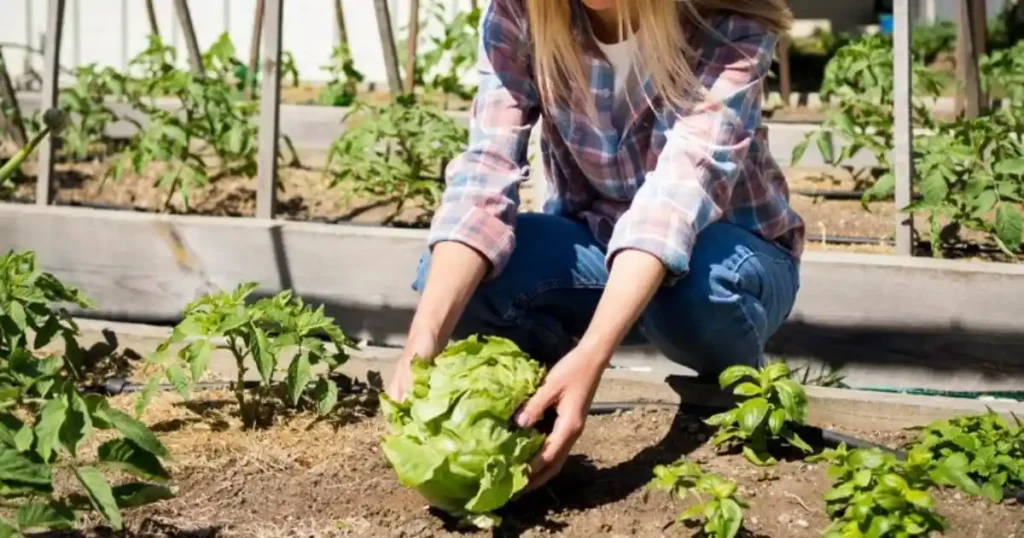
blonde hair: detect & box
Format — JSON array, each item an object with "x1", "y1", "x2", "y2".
[{"x1": 524, "y1": 0, "x2": 792, "y2": 113}]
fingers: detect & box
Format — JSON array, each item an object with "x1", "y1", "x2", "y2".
[
  {"x1": 524, "y1": 412, "x2": 584, "y2": 492},
  {"x1": 514, "y1": 385, "x2": 556, "y2": 428}
]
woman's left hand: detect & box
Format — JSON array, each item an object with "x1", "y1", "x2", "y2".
[{"x1": 513, "y1": 344, "x2": 609, "y2": 492}]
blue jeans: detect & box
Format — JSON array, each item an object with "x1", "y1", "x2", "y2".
[{"x1": 413, "y1": 213, "x2": 800, "y2": 379}]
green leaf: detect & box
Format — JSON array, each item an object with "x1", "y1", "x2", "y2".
[
  {"x1": 0, "y1": 519, "x2": 17, "y2": 538},
  {"x1": 704, "y1": 409, "x2": 736, "y2": 427},
  {"x1": 34, "y1": 398, "x2": 67, "y2": 461},
  {"x1": 15, "y1": 501, "x2": 74, "y2": 531},
  {"x1": 773, "y1": 379, "x2": 808, "y2": 424},
  {"x1": 111, "y1": 483, "x2": 174, "y2": 508},
  {"x1": 791, "y1": 136, "x2": 811, "y2": 165},
  {"x1": 97, "y1": 408, "x2": 170, "y2": 459},
  {"x1": 0, "y1": 446, "x2": 51, "y2": 486},
  {"x1": 13, "y1": 427, "x2": 32, "y2": 453},
  {"x1": 287, "y1": 350, "x2": 312, "y2": 406},
  {"x1": 904, "y1": 489, "x2": 934, "y2": 509},
  {"x1": 761, "y1": 362, "x2": 790, "y2": 382},
  {"x1": 768, "y1": 409, "x2": 786, "y2": 435},
  {"x1": 98, "y1": 439, "x2": 170, "y2": 482},
  {"x1": 784, "y1": 431, "x2": 813, "y2": 453},
  {"x1": 733, "y1": 382, "x2": 761, "y2": 397},
  {"x1": 74, "y1": 466, "x2": 122, "y2": 530},
  {"x1": 251, "y1": 327, "x2": 276, "y2": 385},
  {"x1": 314, "y1": 378, "x2": 338, "y2": 417},
  {"x1": 718, "y1": 366, "x2": 759, "y2": 390},
  {"x1": 994, "y1": 158, "x2": 1024, "y2": 175},
  {"x1": 165, "y1": 362, "x2": 190, "y2": 400},
  {"x1": 718, "y1": 498, "x2": 744, "y2": 538},
  {"x1": 32, "y1": 316, "x2": 62, "y2": 349},
  {"x1": 134, "y1": 377, "x2": 160, "y2": 419},
  {"x1": 995, "y1": 204, "x2": 1022, "y2": 252},
  {"x1": 186, "y1": 339, "x2": 212, "y2": 383},
  {"x1": 817, "y1": 131, "x2": 836, "y2": 164},
  {"x1": 919, "y1": 171, "x2": 949, "y2": 206},
  {"x1": 58, "y1": 392, "x2": 92, "y2": 457},
  {"x1": 736, "y1": 398, "x2": 769, "y2": 435},
  {"x1": 741, "y1": 445, "x2": 776, "y2": 467},
  {"x1": 980, "y1": 480, "x2": 1004, "y2": 503},
  {"x1": 5, "y1": 302, "x2": 26, "y2": 331}
]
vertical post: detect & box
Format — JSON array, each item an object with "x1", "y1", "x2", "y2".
[
  {"x1": 173, "y1": 0, "x2": 205, "y2": 75},
  {"x1": 144, "y1": 0, "x2": 161, "y2": 38},
  {"x1": 955, "y1": 0, "x2": 983, "y2": 118},
  {"x1": 24, "y1": 0, "x2": 33, "y2": 75},
  {"x1": 244, "y1": 0, "x2": 266, "y2": 100},
  {"x1": 778, "y1": 35, "x2": 792, "y2": 107},
  {"x1": 0, "y1": 50, "x2": 28, "y2": 147},
  {"x1": 36, "y1": 0, "x2": 65, "y2": 206},
  {"x1": 120, "y1": 0, "x2": 128, "y2": 69},
  {"x1": 373, "y1": 0, "x2": 403, "y2": 95},
  {"x1": 256, "y1": 0, "x2": 284, "y2": 220},
  {"x1": 404, "y1": 0, "x2": 420, "y2": 94},
  {"x1": 893, "y1": 0, "x2": 914, "y2": 256},
  {"x1": 333, "y1": 0, "x2": 349, "y2": 46},
  {"x1": 71, "y1": 0, "x2": 80, "y2": 67},
  {"x1": 970, "y1": 0, "x2": 989, "y2": 112}
]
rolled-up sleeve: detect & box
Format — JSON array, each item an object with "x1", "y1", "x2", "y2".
[
  {"x1": 426, "y1": 0, "x2": 540, "y2": 279},
  {"x1": 606, "y1": 21, "x2": 776, "y2": 280}
]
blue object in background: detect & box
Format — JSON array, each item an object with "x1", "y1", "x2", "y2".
[{"x1": 879, "y1": 14, "x2": 894, "y2": 35}]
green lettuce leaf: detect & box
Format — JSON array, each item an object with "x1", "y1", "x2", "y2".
[{"x1": 379, "y1": 336, "x2": 546, "y2": 527}]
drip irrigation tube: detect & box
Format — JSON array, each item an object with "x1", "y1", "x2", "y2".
[{"x1": 855, "y1": 386, "x2": 1024, "y2": 402}]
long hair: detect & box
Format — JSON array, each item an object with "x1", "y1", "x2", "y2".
[{"x1": 524, "y1": 0, "x2": 791, "y2": 112}]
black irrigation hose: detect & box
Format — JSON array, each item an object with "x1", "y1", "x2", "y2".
[{"x1": 791, "y1": 188, "x2": 925, "y2": 202}]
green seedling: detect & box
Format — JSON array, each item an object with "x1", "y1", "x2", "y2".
[
  {"x1": 908, "y1": 409, "x2": 1024, "y2": 503},
  {"x1": 704, "y1": 362, "x2": 812, "y2": 466},
  {"x1": 143, "y1": 282, "x2": 357, "y2": 429},
  {"x1": 647, "y1": 459, "x2": 749, "y2": 538}
]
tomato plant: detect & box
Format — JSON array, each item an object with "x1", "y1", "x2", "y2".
[
  {"x1": 907, "y1": 410, "x2": 1023, "y2": 503},
  {"x1": 109, "y1": 35, "x2": 299, "y2": 211},
  {"x1": 0, "y1": 250, "x2": 173, "y2": 534},
  {"x1": 55, "y1": 64, "x2": 127, "y2": 159},
  {"x1": 864, "y1": 108, "x2": 1024, "y2": 257},
  {"x1": 408, "y1": 1, "x2": 481, "y2": 108},
  {"x1": 791, "y1": 34, "x2": 946, "y2": 185},
  {"x1": 981, "y1": 40, "x2": 1024, "y2": 104},
  {"x1": 325, "y1": 94, "x2": 466, "y2": 220},
  {"x1": 143, "y1": 282, "x2": 358, "y2": 429},
  {"x1": 704, "y1": 362, "x2": 812, "y2": 466},
  {"x1": 319, "y1": 44, "x2": 364, "y2": 107},
  {"x1": 647, "y1": 459, "x2": 749, "y2": 538}
]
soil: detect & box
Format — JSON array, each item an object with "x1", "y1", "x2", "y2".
[{"x1": 66, "y1": 391, "x2": 1023, "y2": 538}]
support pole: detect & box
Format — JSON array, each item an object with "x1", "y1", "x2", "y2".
[
  {"x1": 144, "y1": 0, "x2": 161, "y2": 38},
  {"x1": 404, "y1": 0, "x2": 420, "y2": 94},
  {"x1": 372, "y1": 0, "x2": 403, "y2": 95},
  {"x1": 244, "y1": 0, "x2": 266, "y2": 100},
  {"x1": 173, "y1": 0, "x2": 204, "y2": 75},
  {"x1": 893, "y1": 0, "x2": 914, "y2": 256},
  {"x1": 256, "y1": 0, "x2": 284, "y2": 220},
  {"x1": 36, "y1": 0, "x2": 65, "y2": 207},
  {"x1": 0, "y1": 49, "x2": 28, "y2": 147},
  {"x1": 778, "y1": 35, "x2": 792, "y2": 107},
  {"x1": 955, "y1": 0, "x2": 983, "y2": 118},
  {"x1": 333, "y1": 0, "x2": 349, "y2": 46}
]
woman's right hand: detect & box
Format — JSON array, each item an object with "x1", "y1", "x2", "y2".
[{"x1": 386, "y1": 334, "x2": 439, "y2": 401}]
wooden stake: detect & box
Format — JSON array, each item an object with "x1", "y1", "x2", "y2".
[
  {"x1": 893, "y1": 0, "x2": 914, "y2": 256},
  {"x1": 779, "y1": 35, "x2": 792, "y2": 107},
  {"x1": 970, "y1": 0, "x2": 988, "y2": 112},
  {"x1": 244, "y1": 0, "x2": 266, "y2": 100},
  {"x1": 144, "y1": 0, "x2": 161, "y2": 38},
  {"x1": 333, "y1": 0, "x2": 349, "y2": 46},
  {"x1": 955, "y1": 0, "x2": 983, "y2": 118},
  {"x1": 36, "y1": 0, "x2": 65, "y2": 207},
  {"x1": 173, "y1": 0, "x2": 204, "y2": 75},
  {"x1": 0, "y1": 49, "x2": 28, "y2": 147},
  {"x1": 404, "y1": 0, "x2": 420, "y2": 94},
  {"x1": 372, "y1": 0, "x2": 403, "y2": 95},
  {"x1": 256, "y1": 0, "x2": 284, "y2": 220}
]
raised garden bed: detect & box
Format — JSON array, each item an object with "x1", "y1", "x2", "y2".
[{"x1": 95, "y1": 393, "x2": 1021, "y2": 538}]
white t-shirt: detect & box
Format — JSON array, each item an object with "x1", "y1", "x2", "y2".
[{"x1": 595, "y1": 34, "x2": 641, "y2": 130}]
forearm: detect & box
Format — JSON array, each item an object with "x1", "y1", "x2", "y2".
[
  {"x1": 406, "y1": 241, "x2": 489, "y2": 356},
  {"x1": 577, "y1": 249, "x2": 666, "y2": 363}
]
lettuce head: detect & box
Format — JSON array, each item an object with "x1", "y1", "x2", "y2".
[{"x1": 379, "y1": 336, "x2": 546, "y2": 528}]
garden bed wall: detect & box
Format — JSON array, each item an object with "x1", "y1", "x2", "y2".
[{"x1": 1, "y1": 203, "x2": 1023, "y2": 387}]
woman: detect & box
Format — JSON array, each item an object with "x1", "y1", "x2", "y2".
[{"x1": 387, "y1": 0, "x2": 805, "y2": 491}]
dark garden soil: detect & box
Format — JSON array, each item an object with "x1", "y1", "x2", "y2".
[{"x1": 63, "y1": 391, "x2": 1023, "y2": 538}]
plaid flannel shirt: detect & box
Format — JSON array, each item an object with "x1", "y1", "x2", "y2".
[{"x1": 427, "y1": 0, "x2": 805, "y2": 280}]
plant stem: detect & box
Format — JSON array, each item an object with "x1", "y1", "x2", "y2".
[
  {"x1": 0, "y1": 126, "x2": 52, "y2": 184},
  {"x1": 228, "y1": 336, "x2": 250, "y2": 428}
]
